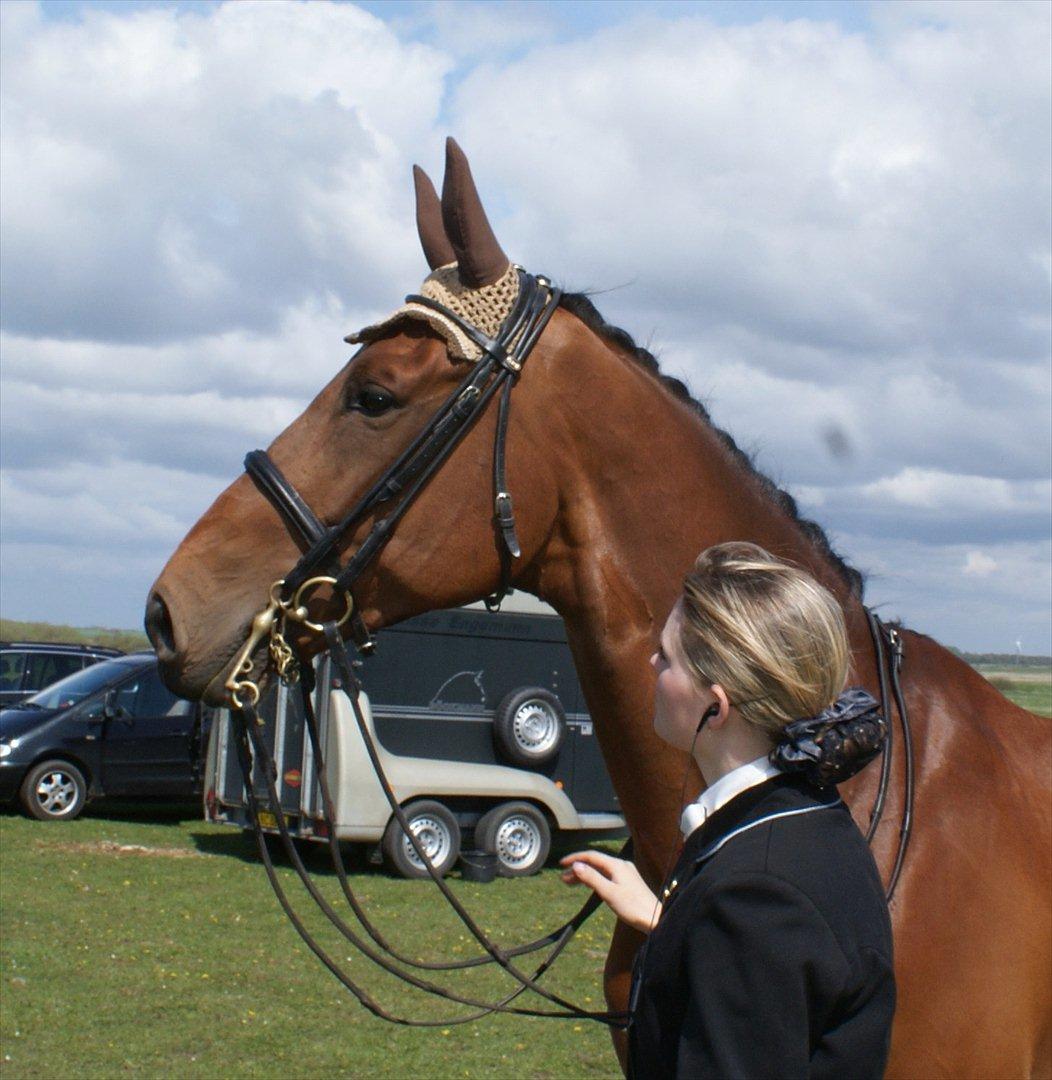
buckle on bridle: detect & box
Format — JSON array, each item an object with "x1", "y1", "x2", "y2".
[
  {"x1": 495, "y1": 491, "x2": 514, "y2": 525},
  {"x1": 455, "y1": 385, "x2": 482, "y2": 413}
]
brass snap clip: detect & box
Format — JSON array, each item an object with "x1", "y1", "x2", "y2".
[{"x1": 225, "y1": 593, "x2": 283, "y2": 710}]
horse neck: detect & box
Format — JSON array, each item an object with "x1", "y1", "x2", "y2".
[
  {"x1": 526, "y1": 314, "x2": 869, "y2": 872},
  {"x1": 534, "y1": 313, "x2": 860, "y2": 634}
]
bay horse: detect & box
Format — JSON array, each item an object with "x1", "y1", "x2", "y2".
[{"x1": 146, "y1": 139, "x2": 1051, "y2": 1078}]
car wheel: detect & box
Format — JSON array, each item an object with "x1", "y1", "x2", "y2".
[
  {"x1": 19, "y1": 760, "x2": 88, "y2": 821},
  {"x1": 493, "y1": 687, "x2": 566, "y2": 768},
  {"x1": 475, "y1": 801, "x2": 551, "y2": 877},
  {"x1": 382, "y1": 800, "x2": 461, "y2": 879}
]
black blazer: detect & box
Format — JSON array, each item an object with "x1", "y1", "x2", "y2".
[{"x1": 628, "y1": 773, "x2": 895, "y2": 1080}]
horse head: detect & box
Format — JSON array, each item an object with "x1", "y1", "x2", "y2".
[{"x1": 146, "y1": 140, "x2": 581, "y2": 703}]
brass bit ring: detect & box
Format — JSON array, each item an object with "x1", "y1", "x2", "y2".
[{"x1": 289, "y1": 576, "x2": 354, "y2": 634}]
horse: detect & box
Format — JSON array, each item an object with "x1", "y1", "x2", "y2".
[{"x1": 145, "y1": 139, "x2": 1051, "y2": 1078}]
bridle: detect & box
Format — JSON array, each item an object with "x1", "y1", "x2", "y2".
[
  {"x1": 223, "y1": 266, "x2": 559, "y2": 712},
  {"x1": 221, "y1": 264, "x2": 915, "y2": 1026},
  {"x1": 226, "y1": 267, "x2": 635, "y2": 1027}
]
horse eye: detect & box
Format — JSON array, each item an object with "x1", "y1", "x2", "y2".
[{"x1": 351, "y1": 384, "x2": 397, "y2": 416}]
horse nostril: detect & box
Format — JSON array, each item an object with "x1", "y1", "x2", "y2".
[{"x1": 145, "y1": 592, "x2": 177, "y2": 658}]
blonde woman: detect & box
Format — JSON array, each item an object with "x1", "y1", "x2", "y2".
[{"x1": 562, "y1": 542, "x2": 895, "y2": 1079}]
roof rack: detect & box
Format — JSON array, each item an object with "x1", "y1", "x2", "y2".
[{"x1": 0, "y1": 641, "x2": 125, "y2": 654}]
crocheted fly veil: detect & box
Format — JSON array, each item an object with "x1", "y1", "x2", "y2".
[
  {"x1": 346, "y1": 262, "x2": 521, "y2": 362},
  {"x1": 347, "y1": 140, "x2": 521, "y2": 360}
]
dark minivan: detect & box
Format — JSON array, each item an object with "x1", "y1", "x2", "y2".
[{"x1": 0, "y1": 653, "x2": 213, "y2": 820}]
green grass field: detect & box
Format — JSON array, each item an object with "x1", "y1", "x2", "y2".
[
  {"x1": 1, "y1": 676, "x2": 1047, "y2": 1078},
  {"x1": 0, "y1": 805, "x2": 622, "y2": 1079},
  {"x1": 973, "y1": 666, "x2": 1052, "y2": 716}
]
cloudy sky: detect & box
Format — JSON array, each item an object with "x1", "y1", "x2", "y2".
[{"x1": 1, "y1": 0, "x2": 1049, "y2": 653}]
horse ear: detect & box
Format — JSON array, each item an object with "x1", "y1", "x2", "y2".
[
  {"x1": 441, "y1": 137, "x2": 510, "y2": 288},
  {"x1": 413, "y1": 165, "x2": 455, "y2": 270}
]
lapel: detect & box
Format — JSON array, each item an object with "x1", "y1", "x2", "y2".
[{"x1": 659, "y1": 774, "x2": 840, "y2": 910}]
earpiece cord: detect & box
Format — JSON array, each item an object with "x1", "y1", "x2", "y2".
[
  {"x1": 630, "y1": 710, "x2": 712, "y2": 1028},
  {"x1": 649, "y1": 702, "x2": 719, "y2": 932}
]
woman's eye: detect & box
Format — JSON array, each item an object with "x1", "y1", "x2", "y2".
[{"x1": 351, "y1": 385, "x2": 397, "y2": 415}]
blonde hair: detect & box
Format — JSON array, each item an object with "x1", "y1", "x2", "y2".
[{"x1": 678, "y1": 542, "x2": 849, "y2": 741}]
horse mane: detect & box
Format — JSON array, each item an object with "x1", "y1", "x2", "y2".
[{"x1": 559, "y1": 292, "x2": 865, "y2": 598}]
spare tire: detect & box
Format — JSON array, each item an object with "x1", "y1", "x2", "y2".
[{"x1": 493, "y1": 687, "x2": 566, "y2": 768}]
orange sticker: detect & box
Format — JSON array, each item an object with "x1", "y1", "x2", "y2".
[{"x1": 284, "y1": 769, "x2": 302, "y2": 788}]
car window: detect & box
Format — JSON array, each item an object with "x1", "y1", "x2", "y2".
[
  {"x1": 111, "y1": 677, "x2": 141, "y2": 716},
  {"x1": 80, "y1": 696, "x2": 107, "y2": 721},
  {"x1": 0, "y1": 651, "x2": 27, "y2": 692},
  {"x1": 114, "y1": 667, "x2": 181, "y2": 719},
  {"x1": 25, "y1": 653, "x2": 85, "y2": 691},
  {"x1": 28, "y1": 660, "x2": 130, "y2": 710}
]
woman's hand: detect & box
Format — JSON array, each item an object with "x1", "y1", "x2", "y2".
[{"x1": 560, "y1": 849, "x2": 662, "y2": 933}]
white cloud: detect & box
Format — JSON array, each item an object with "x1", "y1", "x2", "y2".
[
  {"x1": 0, "y1": 460, "x2": 218, "y2": 550},
  {"x1": 0, "y1": 291, "x2": 371, "y2": 400},
  {"x1": 451, "y1": 5, "x2": 1050, "y2": 365},
  {"x1": 0, "y1": 378, "x2": 301, "y2": 476},
  {"x1": 0, "y1": 0, "x2": 1048, "y2": 651},
  {"x1": 394, "y1": 1, "x2": 555, "y2": 62},
  {"x1": 0, "y1": 460, "x2": 232, "y2": 630},
  {"x1": 0, "y1": 0, "x2": 450, "y2": 342},
  {"x1": 963, "y1": 550, "x2": 998, "y2": 578},
  {"x1": 861, "y1": 469, "x2": 1050, "y2": 513},
  {"x1": 834, "y1": 532, "x2": 1050, "y2": 653}
]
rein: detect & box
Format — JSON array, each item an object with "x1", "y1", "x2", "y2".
[
  {"x1": 227, "y1": 267, "x2": 633, "y2": 1027},
  {"x1": 222, "y1": 265, "x2": 915, "y2": 1024},
  {"x1": 863, "y1": 610, "x2": 915, "y2": 903},
  {"x1": 231, "y1": 675, "x2": 622, "y2": 1025}
]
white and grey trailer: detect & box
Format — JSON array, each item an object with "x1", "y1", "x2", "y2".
[{"x1": 204, "y1": 602, "x2": 625, "y2": 878}]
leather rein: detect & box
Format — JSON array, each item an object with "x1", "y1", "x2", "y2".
[
  {"x1": 231, "y1": 268, "x2": 635, "y2": 1027},
  {"x1": 223, "y1": 267, "x2": 915, "y2": 1026}
]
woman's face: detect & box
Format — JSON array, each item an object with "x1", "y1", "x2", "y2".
[{"x1": 650, "y1": 602, "x2": 714, "y2": 752}]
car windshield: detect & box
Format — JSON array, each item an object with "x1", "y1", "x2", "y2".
[{"x1": 26, "y1": 659, "x2": 137, "y2": 710}]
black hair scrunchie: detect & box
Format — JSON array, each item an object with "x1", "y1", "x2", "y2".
[{"x1": 769, "y1": 687, "x2": 886, "y2": 787}]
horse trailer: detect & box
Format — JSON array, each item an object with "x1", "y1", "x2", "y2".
[{"x1": 204, "y1": 602, "x2": 625, "y2": 877}]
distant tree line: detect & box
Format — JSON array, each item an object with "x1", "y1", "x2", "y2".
[
  {"x1": 2, "y1": 619, "x2": 1049, "y2": 667},
  {"x1": 0, "y1": 619, "x2": 149, "y2": 653},
  {"x1": 947, "y1": 647, "x2": 1051, "y2": 667}
]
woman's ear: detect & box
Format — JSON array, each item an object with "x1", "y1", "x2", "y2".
[{"x1": 707, "y1": 684, "x2": 732, "y2": 729}]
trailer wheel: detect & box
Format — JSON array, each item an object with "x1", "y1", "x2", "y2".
[
  {"x1": 475, "y1": 801, "x2": 551, "y2": 877},
  {"x1": 382, "y1": 800, "x2": 461, "y2": 879},
  {"x1": 493, "y1": 687, "x2": 566, "y2": 768}
]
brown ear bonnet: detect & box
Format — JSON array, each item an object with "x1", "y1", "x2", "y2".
[{"x1": 347, "y1": 139, "x2": 520, "y2": 362}]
